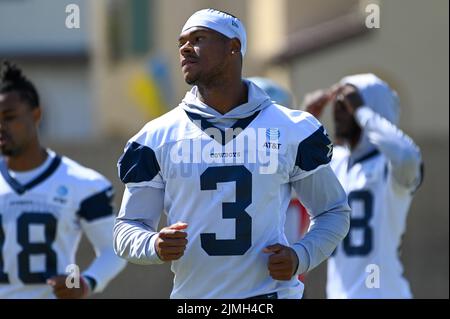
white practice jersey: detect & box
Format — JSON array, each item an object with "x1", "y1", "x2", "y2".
[
  {"x1": 327, "y1": 146, "x2": 416, "y2": 298},
  {"x1": 117, "y1": 104, "x2": 337, "y2": 299},
  {"x1": 0, "y1": 153, "x2": 120, "y2": 298}
]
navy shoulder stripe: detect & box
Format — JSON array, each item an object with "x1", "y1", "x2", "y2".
[
  {"x1": 295, "y1": 126, "x2": 333, "y2": 171},
  {"x1": 77, "y1": 187, "x2": 114, "y2": 222},
  {"x1": 118, "y1": 141, "x2": 160, "y2": 184}
]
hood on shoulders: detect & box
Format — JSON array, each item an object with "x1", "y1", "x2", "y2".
[
  {"x1": 340, "y1": 73, "x2": 400, "y2": 160},
  {"x1": 340, "y1": 73, "x2": 400, "y2": 126},
  {"x1": 179, "y1": 79, "x2": 273, "y2": 128}
]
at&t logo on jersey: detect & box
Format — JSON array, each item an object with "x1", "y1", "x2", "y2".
[
  {"x1": 264, "y1": 128, "x2": 281, "y2": 150},
  {"x1": 54, "y1": 185, "x2": 69, "y2": 204}
]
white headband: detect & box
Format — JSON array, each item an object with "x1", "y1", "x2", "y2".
[{"x1": 181, "y1": 9, "x2": 247, "y2": 57}]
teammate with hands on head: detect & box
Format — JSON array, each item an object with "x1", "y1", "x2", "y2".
[{"x1": 303, "y1": 74, "x2": 423, "y2": 298}]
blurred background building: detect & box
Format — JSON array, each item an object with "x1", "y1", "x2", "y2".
[{"x1": 0, "y1": 0, "x2": 448, "y2": 298}]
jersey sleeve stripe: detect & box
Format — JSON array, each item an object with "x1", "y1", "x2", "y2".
[
  {"x1": 118, "y1": 141, "x2": 161, "y2": 184},
  {"x1": 77, "y1": 186, "x2": 114, "y2": 221},
  {"x1": 295, "y1": 126, "x2": 333, "y2": 171}
]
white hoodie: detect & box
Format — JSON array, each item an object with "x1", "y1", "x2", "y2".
[
  {"x1": 327, "y1": 74, "x2": 423, "y2": 299},
  {"x1": 340, "y1": 73, "x2": 422, "y2": 190},
  {"x1": 114, "y1": 80, "x2": 350, "y2": 299}
]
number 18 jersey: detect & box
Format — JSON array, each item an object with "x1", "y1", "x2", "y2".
[{"x1": 0, "y1": 153, "x2": 114, "y2": 298}]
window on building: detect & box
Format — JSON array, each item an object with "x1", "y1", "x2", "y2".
[{"x1": 107, "y1": 0, "x2": 153, "y2": 62}]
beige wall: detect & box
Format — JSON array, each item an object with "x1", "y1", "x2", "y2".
[
  {"x1": 90, "y1": 0, "x2": 448, "y2": 138},
  {"x1": 286, "y1": 0, "x2": 449, "y2": 137},
  {"x1": 286, "y1": 0, "x2": 360, "y2": 33}
]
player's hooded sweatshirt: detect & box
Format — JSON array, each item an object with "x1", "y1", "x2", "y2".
[
  {"x1": 115, "y1": 80, "x2": 350, "y2": 299},
  {"x1": 327, "y1": 74, "x2": 423, "y2": 299}
]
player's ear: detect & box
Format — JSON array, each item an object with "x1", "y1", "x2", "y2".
[
  {"x1": 32, "y1": 106, "x2": 42, "y2": 125},
  {"x1": 230, "y1": 38, "x2": 241, "y2": 56}
]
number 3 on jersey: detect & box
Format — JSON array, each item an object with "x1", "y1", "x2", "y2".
[{"x1": 200, "y1": 166, "x2": 252, "y2": 256}]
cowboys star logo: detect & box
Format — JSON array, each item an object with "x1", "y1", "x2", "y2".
[{"x1": 326, "y1": 142, "x2": 333, "y2": 159}]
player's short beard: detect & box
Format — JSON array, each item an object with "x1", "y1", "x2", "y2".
[
  {"x1": 335, "y1": 123, "x2": 361, "y2": 145},
  {"x1": 1, "y1": 141, "x2": 24, "y2": 157},
  {"x1": 185, "y1": 73, "x2": 198, "y2": 86},
  {"x1": 187, "y1": 61, "x2": 227, "y2": 89},
  {"x1": 0, "y1": 147, "x2": 16, "y2": 157}
]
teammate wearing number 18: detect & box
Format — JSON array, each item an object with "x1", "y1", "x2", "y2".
[
  {"x1": 114, "y1": 9, "x2": 350, "y2": 299},
  {"x1": 0, "y1": 61, "x2": 126, "y2": 298}
]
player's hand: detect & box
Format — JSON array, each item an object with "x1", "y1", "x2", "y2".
[
  {"x1": 302, "y1": 87, "x2": 338, "y2": 118},
  {"x1": 155, "y1": 222, "x2": 188, "y2": 262},
  {"x1": 263, "y1": 244, "x2": 299, "y2": 281},
  {"x1": 336, "y1": 85, "x2": 365, "y2": 115},
  {"x1": 47, "y1": 275, "x2": 90, "y2": 299}
]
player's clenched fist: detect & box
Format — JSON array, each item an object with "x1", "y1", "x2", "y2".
[
  {"x1": 263, "y1": 244, "x2": 299, "y2": 281},
  {"x1": 155, "y1": 222, "x2": 189, "y2": 261}
]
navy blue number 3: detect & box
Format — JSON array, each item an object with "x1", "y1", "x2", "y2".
[
  {"x1": 0, "y1": 213, "x2": 57, "y2": 283},
  {"x1": 343, "y1": 190, "x2": 373, "y2": 256},
  {"x1": 200, "y1": 166, "x2": 252, "y2": 256}
]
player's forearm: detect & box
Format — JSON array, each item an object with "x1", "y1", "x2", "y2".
[
  {"x1": 113, "y1": 185, "x2": 165, "y2": 264},
  {"x1": 113, "y1": 219, "x2": 163, "y2": 265},
  {"x1": 290, "y1": 166, "x2": 351, "y2": 274},
  {"x1": 291, "y1": 207, "x2": 350, "y2": 275},
  {"x1": 82, "y1": 249, "x2": 127, "y2": 293},
  {"x1": 355, "y1": 106, "x2": 422, "y2": 188},
  {"x1": 80, "y1": 217, "x2": 127, "y2": 293}
]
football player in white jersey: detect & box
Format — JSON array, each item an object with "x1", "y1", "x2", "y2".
[
  {"x1": 0, "y1": 61, "x2": 126, "y2": 298},
  {"x1": 114, "y1": 9, "x2": 351, "y2": 299},
  {"x1": 304, "y1": 74, "x2": 423, "y2": 298}
]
